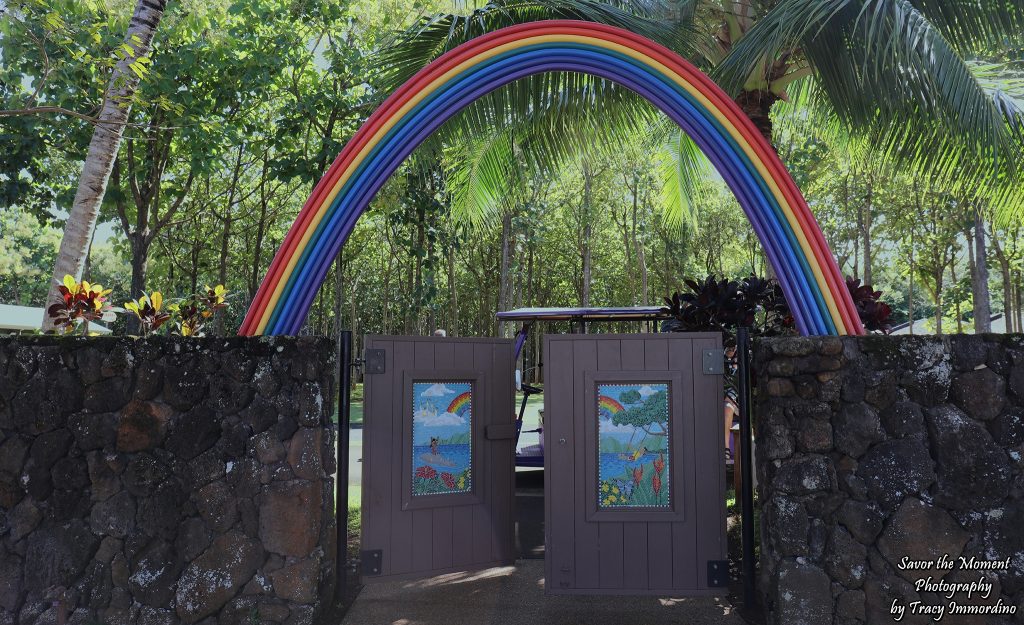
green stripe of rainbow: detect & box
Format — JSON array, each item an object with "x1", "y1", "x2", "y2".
[{"x1": 239, "y1": 21, "x2": 862, "y2": 336}]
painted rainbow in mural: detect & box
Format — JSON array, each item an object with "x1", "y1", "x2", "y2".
[
  {"x1": 240, "y1": 20, "x2": 863, "y2": 336},
  {"x1": 598, "y1": 395, "x2": 625, "y2": 416},
  {"x1": 446, "y1": 391, "x2": 472, "y2": 417}
]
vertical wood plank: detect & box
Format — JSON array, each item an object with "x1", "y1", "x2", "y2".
[
  {"x1": 596, "y1": 339, "x2": 623, "y2": 590},
  {"x1": 643, "y1": 337, "x2": 673, "y2": 588},
  {"x1": 573, "y1": 339, "x2": 600, "y2": 589},
  {"x1": 431, "y1": 341, "x2": 456, "y2": 571},
  {"x1": 388, "y1": 339, "x2": 416, "y2": 576},
  {"x1": 471, "y1": 342, "x2": 493, "y2": 565},
  {"x1": 619, "y1": 337, "x2": 646, "y2": 588},
  {"x1": 491, "y1": 341, "x2": 514, "y2": 562},
  {"x1": 621, "y1": 338, "x2": 645, "y2": 370},
  {"x1": 545, "y1": 338, "x2": 575, "y2": 591},
  {"x1": 451, "y1": 341, "x2": 476, "y2": 568},
  {"x1": 410, "y1": 342, "x2": 436, "y2": 572},
  {"x1": 692, "y1": 335, "x2": 725, "y2": 589},
  {"x1": 622, "y1": 523, "x2": 649, "y2": 589},
  {"x1": 362, "y1": 338, "x2": 394, "y2": 577},
  {"x1": 647, "y1": 522, "x2": 674, "y2": 590},
  {"x1": 670, "y1": 337, "x2": 699, "y2": 590}
]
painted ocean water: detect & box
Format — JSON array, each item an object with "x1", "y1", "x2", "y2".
[
  {"x1": 600, "y1": 451, "x2": 670, "y2": 482},
  {"x1": 413, "y1": 443, "x2": 471, "y2": 474}
]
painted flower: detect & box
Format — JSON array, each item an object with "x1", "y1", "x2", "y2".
[
  {"x1": 416, "y1": 465, "x2": 437, "y2": 479},
  {"x1": 441, "y1": 472, "x2": 456, "y2": 489},
  {"x1": 611, "y1": 485, "x2": 620, "y2": 495},
  {"x1": 654, "y1": 453, "x2": 665, "y2": 475},
  {"x1": 652, "y1": 473, "x2": 662, "y2": 496},
  {"x1": 457, "y1": 476, "x2": 466, "y2": 489},
  {"x1": 632, "y1": 466, "x2": 643, "y2": 486}
]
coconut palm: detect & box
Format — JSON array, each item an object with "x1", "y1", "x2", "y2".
[
  {"x1": 376, "y1": 0, "x2": 1024, "y2": 227},
  {"x1": 41, "y1": 0, "x2": 169, "y2": 332}
]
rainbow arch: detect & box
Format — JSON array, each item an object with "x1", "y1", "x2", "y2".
[
  {"x1": 240, "y1": 21, "x2": 863, "y2": 336},
  {"x1": 447, "y1": 391, "x2": 472, "y2": 417},
  {"x1": 598, "y1": 395, "x2": 625, "y2": 416}
]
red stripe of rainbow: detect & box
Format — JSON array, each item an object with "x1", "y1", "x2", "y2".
[
  {"x1": 447, "y1": 391, "x2": 472, "y2": 417},
  {"x1": 239, "y1": 21, "x2": 862, "y2": 336},
  {"x1": 598, "y1": 395, "x2": 625, "y2": 415}
]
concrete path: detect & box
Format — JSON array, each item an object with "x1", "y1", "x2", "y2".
[{"x1": 339, "y1": 560, "x2": 744, "y2": 625}]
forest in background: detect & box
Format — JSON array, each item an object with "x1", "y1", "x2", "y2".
[{"x1": 2, "y1": 0, "x2": 1023, "y2": 353}]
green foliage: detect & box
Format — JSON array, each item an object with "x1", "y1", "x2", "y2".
[{"x1": 612, "y1": 389, "x2": 669, "y2": 430}]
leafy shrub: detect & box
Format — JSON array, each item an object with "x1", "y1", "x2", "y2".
[
  {"x1": 46, "y1": 275, "x2": 116, "y2": 335},
  {"x1": 661, "y1": 274, "x2": 892, "y2": 339}
]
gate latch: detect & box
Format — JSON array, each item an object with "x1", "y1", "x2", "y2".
[
  {"x1": 702, "y1": 348, "x2": 725, "y2": 375},
  {"x1": 364, "y1": 349, "x2": 386, "y2": 374}
]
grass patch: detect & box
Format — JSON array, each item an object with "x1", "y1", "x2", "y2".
[{"x1": 347, "y1": 493, "x2": 360, "y2": 560}]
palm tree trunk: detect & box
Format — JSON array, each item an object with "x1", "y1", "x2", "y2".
[
  {"x1": 735, "y1": 90, "x2": 778, "y2": 147},
  {"x1": 42, "y1": 0, "x2": 168, "y2": 331}
]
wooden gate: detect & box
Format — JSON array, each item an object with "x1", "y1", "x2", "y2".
[
  {"x1": 360, "y1": 336, "x2": 516, "y2": 582},
  {"x1": 544, "y1": 333, "x2": 727, "y2": 595}
]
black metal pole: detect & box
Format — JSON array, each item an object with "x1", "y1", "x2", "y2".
[
  {"x1": 336, "y1": 330, "x2": 353, "y2": 596},
  {"x1": 737, "y1": 327, "x2": 756, "y2": 607}
]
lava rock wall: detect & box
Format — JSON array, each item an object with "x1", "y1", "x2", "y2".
[
  {"x1": 0, "y1": 336, "x2": 337, "y2": 625},
  {"x1": 755, "y1": 335, "x2": 1024, "y2": 625}
]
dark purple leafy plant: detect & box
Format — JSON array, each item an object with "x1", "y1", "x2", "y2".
[
  {"x1": 845, "y1": 277, "x2": 893, "y2": 334},
  {"x1": 662, "y1": 274, "x2": 891, "y2": 338}
]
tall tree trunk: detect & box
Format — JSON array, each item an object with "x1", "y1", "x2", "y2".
[
  {"x1": 908, "y1": 230, "x2": 915, "y2": 334},
  {"x1": 42, "y1": 0, "x2": 168, "y2": 331},
  {"x1": 990, "y1": 231, "x2": 1014, "y2": 332},
  {"x1": 632, "y1": 186, "x2": 649, "y2": 306},
  {"x1": 1011, "y1": 270, "x2": 1019, "y2": 334},
  {"x1": 448, "y1": 242, "x2": 458, "y2": 336},
  {"x1": 498, "y1": 211, "x2": 513, "y2": 336},
  {"x1": 951, "y1": 261, "x2": 963, "y2": 333},
  {"x1": 861, "y1": 175, "x2": 873, "y2": 285},
  {"x1": 971, "y1": 210, "x2": 992, "y2": 332},
  {"x1": 581, "y1": 163, "x2": 594, "y2": 307}
]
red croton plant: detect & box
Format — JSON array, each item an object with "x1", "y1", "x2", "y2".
[{"x1": 46, "y1": 275, "x2": 117, "y2": 335}]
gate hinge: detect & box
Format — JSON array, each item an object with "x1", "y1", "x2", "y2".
[
  {"x1": 702, "y1": 348, "x2": 725, "y2": 375},
  {"x1": 707, "y1": 560, "x2": 729, "y2": 587},
  {"x1": 364, "y1": 349, "x2": 386, "y2": 374},
  {"x1": 362, "y1": 549, "x2": 382, "y2": 576}
]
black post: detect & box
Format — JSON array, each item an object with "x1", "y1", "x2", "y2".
[
  {"x1": 737, "y1": 327, "x2": 756, "y2": 607},
  {"x1": 336, "y1": 330, "x2": 353, "y2": 596}
]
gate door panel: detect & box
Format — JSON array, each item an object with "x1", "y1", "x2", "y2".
[
  {"x1": 545, "y1": 333, "x2": 726, "y2": 595},
  {"x1": 362, "y1": 337, "x2": 515, "y2": 582}
]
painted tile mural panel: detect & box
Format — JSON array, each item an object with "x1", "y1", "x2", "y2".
[
  {"x1": 597, "y1": 383, "x2": 670, "y2": 508},
  {"x1": 412, "y1": 381, "x2": 473, "y2": 496}
]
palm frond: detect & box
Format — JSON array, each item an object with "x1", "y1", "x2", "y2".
[
  {"x1": 658, "y1": 128, "x2": 709, "y2": 230},
  {"x1": 374, "y1": 0, "x2": 694, "y2": 93},
  {"x1": 717, "y1": 0, "x2": 1022, "y2": 202},
  {"x1": 910, "y1": 0, "x2": 1024, "y2": 53},
  {"x1": 445, "y1": 127, "x2": 520, "y2": 226}
]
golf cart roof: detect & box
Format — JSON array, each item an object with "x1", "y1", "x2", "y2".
[{"x1": 496, "y1": 306, "x2": 670, "y2": 322}]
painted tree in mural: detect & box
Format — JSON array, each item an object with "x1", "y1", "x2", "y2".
[{"x1": 613, "y1": 388, "x2": 669, "y2": 437}]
